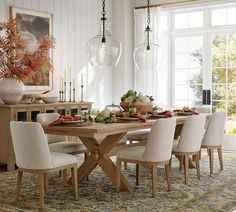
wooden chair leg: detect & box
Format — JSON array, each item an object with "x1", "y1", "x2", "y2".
[
  {"x1": 71, "y1": 165, "x2": 78, "y2": 200},
  {"x1": 44, "y1": 173, "x2": 48, "y2": 194},
  {"x1": 195, "y1": 154, "x2": 201, "y2": 179},
  {"x1": 209, "y1": 148, "x2": 214, "y2": 175},
  {"x1": 124, "y1": 162, "x2": 128, "y2": 170},
  {"x1": 39, "y1": 173, "x2": 44, "y2": 209},
  {"x1": 16, "y1": 170, "x2": 23, "y2": 200},
  {"x1": 179, "y1": 156, "x2": 183, "y2": 171},
  {"x1": 84, "y1": 152, "x2": 89, "y2": 181},
  {"x1": 136, "y1": 164, "x2": 140, "y2": 186},
  {"x1": 116, "y1": 159, "x2": 121, "y2": 192},
  {"x1": 217, "y1": 147, "x2": 223, "y2": 171},
  {"x1": 184, "y1": 155, "x2": 189, "y2": 185},
  {"x1": 199, "y1": 149, "x2": 202, "y2": 160},
  {"x1": 151, "y1": 164, "x2": 157, "y2": 198},
  {"x1": 165, "y1": 164, "x2": 171, "y2": 191},
  {"x1": 62, "y1": 169, "x2": 67, "y2": 185}
]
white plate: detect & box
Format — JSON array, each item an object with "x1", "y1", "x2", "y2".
[
  {"x1": 61, "y1": 120, "x2": 85, "y2": 124},
  {"x1": 118, "y1": 117, "x2": 140, "y2": 121}
]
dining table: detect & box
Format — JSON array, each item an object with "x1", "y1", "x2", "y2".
[{"x1": 43, "y1": 115, "x2": 210, "y2": 192}]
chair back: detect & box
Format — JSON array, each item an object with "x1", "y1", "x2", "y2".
[
  {"x1": 10, "y1": 121, "x2": 54, "y2": 170},
  {"x1": 202, "y1": 112, "x2": 226, "y2": 146},
  {"x1": 37, "y1": 113, "x2": 68, "y2": 144},
  {"x1": 195, "y1": 106, "x2": 212, "y2": 114},
  {"x1": 143, "y1": 118, "x2": 176, "y2": 162},
  {"x1": 177, "y1": 115, "x2": 206, "y2": 152}
]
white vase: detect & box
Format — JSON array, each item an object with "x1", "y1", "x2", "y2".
[{"x1": 0, "y1": 78, "x2": 25, "y2": 104}]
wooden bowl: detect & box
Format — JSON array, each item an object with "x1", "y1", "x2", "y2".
[{"x1": 120, "y1": 102, "x2": 153, "y2": 114}]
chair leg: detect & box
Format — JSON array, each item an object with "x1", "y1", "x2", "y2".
[
  {"x1": 84, "y1": 152, "x2": 89, "y2": 181},
  {"x1": 124, "y1": 162, "x2": 128, "y2": 170},
  {"x1": 39, "y1": 173, "x2": 44, "y2": 209},
  {"x1": 71, "y1": 165, "x2": 78, "y2": 200},
  {"x1": 184, "y1": 155, "x2": 189, "y2": 185},
  {"x1": 62, "y1": 169, "x2": 67, "y2": 185},
  {"x1": 199, "y1": 149, "x2": 202, "y2": 160},
  {"x1": 116, "y1": 159, "x2": 121, "y2": 192},
  {"x1": 179, "y1": 156, "x2": 183, "y2": 171},
  {"x1": 165, "y1": 164, "x2": 171, "y2": 191},
  {"x1": 16, "y1": 171, "x2": 23, "y2": 200},
  {"x1": 136, "y1": 164, "x2": 140, "y2": 186},
  {"x1": 151, "y1": 164, "x2": 157, "y2": 198},
  {"x1": 209, "y1": 148, "x2": 214, "y2": 175},
  {"x1": 217, "y1": 147, "x2": 223, "y2": 171},
  {"x1": 195, "y1": 154, "x2": 201, "y2": 179},
  {"x1": 44, "y1": 173, "x2": 48, "y2": 193}
]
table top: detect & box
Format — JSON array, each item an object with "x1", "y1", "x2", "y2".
[{"x1": 43, "y1": 115, "x2": 208, "y2": 138}]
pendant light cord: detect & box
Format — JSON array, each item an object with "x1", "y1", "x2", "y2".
[
  {"x1": 146, "y1": 0, "x2": 150, "y2": 50},
  {"x1": 101, "y1": 0, "x2": 106, "y2": 43}
]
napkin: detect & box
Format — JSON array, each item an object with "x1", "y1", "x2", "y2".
[
  {"x1": 49, "y1": 115, "x2": 82, "y2": 126},
  {"x1": 129, "y1": 113, "x2": 146, "y2": 122},
  {"x1": 157, "y1": 110, "x2": 172, "y2": 117}
]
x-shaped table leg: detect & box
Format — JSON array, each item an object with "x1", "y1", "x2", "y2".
[{"x1": 78, "y1": 133, "x2": 132, "y2": 192}]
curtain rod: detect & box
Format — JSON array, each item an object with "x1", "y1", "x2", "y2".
[{"x1": 135, "y1": 0, "x2": 200, "y2": 9}]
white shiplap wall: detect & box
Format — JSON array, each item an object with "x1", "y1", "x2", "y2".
[{"x1": 0, "y1": 0, "x2": 113, "y2": 109}]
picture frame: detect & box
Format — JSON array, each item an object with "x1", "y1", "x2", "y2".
[{"x1": 10, "y1": 6, "x2": 53, "y2": 92}]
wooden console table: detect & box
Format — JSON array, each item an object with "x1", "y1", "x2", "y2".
[{"x1": 0, "y1": 101, "x2": 92, "y2": 170}]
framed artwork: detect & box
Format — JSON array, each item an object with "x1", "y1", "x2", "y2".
[{"x1": 10, "y1": 7, "x2": 53, "y2": 91}]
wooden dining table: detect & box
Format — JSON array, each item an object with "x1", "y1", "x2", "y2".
[{"x1": 43, "y1": 115, "x2": 210, "y2": 192}]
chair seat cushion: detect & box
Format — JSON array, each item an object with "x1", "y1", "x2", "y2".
[
  {"x1": 116, "y1": 146, "x2": 145, "y2": 161},
  {"x1": 126, "y1": 129, "x2": 150, "y2": 141},
  {"x1": 51, "y1": 152, "x2": 78, "y2": 168},
  {"x1": 49, "y1": 142, "x2": 87, "y2": 154}
]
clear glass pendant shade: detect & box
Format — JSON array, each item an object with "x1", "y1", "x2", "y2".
[
  {"x1": 133, "y1": 29, "x2": 161, "y2": 71},
  {"x1": 87, "y1": 20, "x2": 122, "y2": 67}
]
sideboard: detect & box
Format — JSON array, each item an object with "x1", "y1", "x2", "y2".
[{"x1": 0, "y1": 101, "x2": 93, "y2": 170}]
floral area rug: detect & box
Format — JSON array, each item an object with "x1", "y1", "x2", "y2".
[{"x1": 0, "y1": 153, "x2": 236, "y2": 212}]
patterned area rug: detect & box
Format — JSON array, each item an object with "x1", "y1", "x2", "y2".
[{"x1": 0, "y1": 153, "x2": 236, "y2": 212}]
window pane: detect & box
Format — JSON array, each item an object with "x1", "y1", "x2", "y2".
[
  {"x1": 212, "y1": 101, "x2": 226, "y2": 113},
  {"x1": 212, "y1": 68, "x2": 226, "y2": 83},
  {"x1": 175, "y1": 100, "x2": 189, "y2": 108},
  {"x1": 228, "y1": 34, "x2": 236, "y2": 49},
  {"x1": 175, "y1": 38, "x2": 188, "y2": 53},
  {"x1": 189, "y1": 52, "x2": 202, "y2": 68},
  {"x1": 228, "y1": 8, "x2": 236, "y2": 25},
  {"x1": 212, "y1": 35, "x2": 227, "y2": 51},
  {"x1": 189, "y1": 37, "x2": 203, "y2": 53},
  {"x1": 228, "y1": 68, "x2": 236, "y2": 84},
  {"x1": 227, "y1": 102, "x2": 236, "y2": 116},
  {"x1": 228, "y1": 84, "x2": 236, "y2": 100},
  {"x1": 212, "y1": 51, "x2": 226, "y2": 67},
  {"x1": 175, "y1": 69, "x2": 189, "y2": 84},
  {"x1": 189, "y1": 69, "x2": 203, "y2": 84},
  {"x1": 189, "y1": 85, "x2": 203, "y2": 100},
  {"x1": 175, "y1": 53, "x2": 188, "y2": 68},
  {"x1": 175, "y1": 13, "x2": 188, "y2": 29},
  {"x1": 189, "y1": 11, "x2": 203, "y2": 28},
  {"x1": 228, "y1": 50, "x2": 236, "y2": 67},
  {"x1": 175, "y1": 85, "x2": 188, "y2": 99},
  {"x1": 189, "y1": 101, "x2": 202, "y2": 107},
  {"x1": 212, "y1": 84, "x2": 226, "y2": 100},
  {"x1": 212, "y1": 9, "x2": 227, "y2": 26}
]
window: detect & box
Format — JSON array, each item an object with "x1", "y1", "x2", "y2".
[{"x1": 171, "y1": 3, "x2": 236, "y2": 133}]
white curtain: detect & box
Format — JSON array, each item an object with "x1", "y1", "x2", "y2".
[{"x1": 134, "y1": 7, "x2": 167, "y2": 105}]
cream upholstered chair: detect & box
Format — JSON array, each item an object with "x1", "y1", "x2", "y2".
[
  {"x1": 10, "y1": 121, "x2": 78, "y2": 209},
  {"x1": 172, "y1": 115, "x2": 206, "y2": 184},
  {"x1": 195, "y1": 106, "x2": 212, "y2": 114},
  {"x1": 116, "y1": 118, "x2": 176, "y2": 197},
  {"x1": 37, "y1": 113, "x2": 88, "y2": 155},
  {"x1": 201, "y1": 112, "x2": 226, "y2": 175}
]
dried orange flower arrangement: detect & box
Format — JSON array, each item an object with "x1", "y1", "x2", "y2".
[{"x1": 0, "y1": 19, "x2": 55, "y2": 84}]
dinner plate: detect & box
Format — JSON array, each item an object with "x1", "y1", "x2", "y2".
[
  {"x1": 150, "y1": 114, "x2": 168, "y2": 118},
  {"x1": 175, "y1": 112, "x2": 193, "y2": 116},
  {"x1": 61, "y1": 119, "x2": 85, "y2": 124},
  {"x1": 118, "y1": 117, "x2": 140, "y2": 122}
]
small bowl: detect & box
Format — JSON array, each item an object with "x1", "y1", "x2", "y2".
[{"x1": 41, "y1": 96, "x2": 58, "y2": 103}]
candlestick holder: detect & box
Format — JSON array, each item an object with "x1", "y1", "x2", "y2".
[
  {"x1": 81, "y1": 85, "x2": 84, "y2": 102},
  {"x1": 69, "y1": 82, "x2": 72, "y2": 102},
  {"x1": 73, "y1": 88, "x2": 75, "y2": 102},
  {"x1": 59, "y1": 91, "x2": 62, "y2": 102},
  {"x1": 64, "y1": 82, "x2": 66, "y2": 102},
  {"x1": 61, "y1": 91, "x2": 64, "y2": 102}
]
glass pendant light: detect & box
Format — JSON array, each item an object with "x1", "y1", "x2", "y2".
[
  {"x1": 87, "y1": 0, "x2": 122, "y2": 68},
  {"x1": 133, "y1": 0, "x2": 160, "y2": 71}
]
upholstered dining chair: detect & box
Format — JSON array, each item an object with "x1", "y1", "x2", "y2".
[
  {"x1": 201, "y1": 112, "x2": 226, "y2": 175},
  {"x1": 10, "y1": 121, "x2": 78, "y2": 209},
  {"x1": 116, "y1": 118, "x2": 176, "y2": 197},
  {"x1": 172, "y1": 115, "x2": 206, "y2": 185}
]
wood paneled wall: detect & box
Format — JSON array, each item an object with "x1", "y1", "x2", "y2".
[{"x1": 0, "y1": 0, "x2": 113, "y2": 109}]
